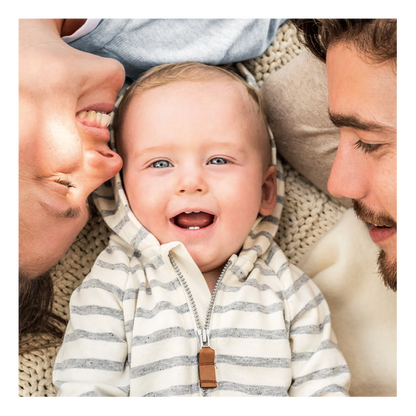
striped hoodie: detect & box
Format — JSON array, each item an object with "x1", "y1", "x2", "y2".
[{"x1": 53, "y1": 79, "x2": 350, "y2": 398}]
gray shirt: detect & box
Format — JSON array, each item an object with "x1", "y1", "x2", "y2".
[{"x1": 67, "y1": 19, "x2": 285, "y2": 80}]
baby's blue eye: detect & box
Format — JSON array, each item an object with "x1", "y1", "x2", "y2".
[
  {"x1": 209, "y1": 157, "x2": 227, "y2": 165},
  {"x1": 151, "y1": 160, "x2": 172, "y2": 168}
]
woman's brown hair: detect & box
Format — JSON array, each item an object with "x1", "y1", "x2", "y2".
[{"x1": 19, "y1": 269, "x2": 66, "y2": 354}]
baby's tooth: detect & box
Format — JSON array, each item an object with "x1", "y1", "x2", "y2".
[
  {"x1": 78, "y1": 111, "x2": 87, "y2": 119},
  {"x1": 100, "y1": 113, "x2": 111, "y2": 127},
  {"x1": 87, "y1": 110, "x2": 96, "y2": 122},
  {"x1": 96, "y1": 112, "x2": 102, "y2": 123},
  {"x1": 185, "y1": 212, "x2": 192, "y2": 214}
]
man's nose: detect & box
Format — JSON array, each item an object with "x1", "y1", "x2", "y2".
[{"x1": 327, "y1": 137, "x2": 368, "y2": 201}]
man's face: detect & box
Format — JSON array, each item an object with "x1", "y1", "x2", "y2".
[{"x1": 326, "y1": 43, "x2": 397, "y2": 291}]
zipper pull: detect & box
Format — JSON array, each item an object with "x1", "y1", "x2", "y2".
[{"x1": 198, "y1": 328, "x2": 210, "y2": 348}]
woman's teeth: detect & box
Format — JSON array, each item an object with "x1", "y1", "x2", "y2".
[{"x1": 77, "y1": 110, "x2": 111, "y2": 128}]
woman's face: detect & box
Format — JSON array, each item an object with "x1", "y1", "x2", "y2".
[{"x1": 19, "y1": 22, "x2": 125, "y2": 277}]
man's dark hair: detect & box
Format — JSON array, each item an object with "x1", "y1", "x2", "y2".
[{"x1": 292, "y1": 19, "x2": 396, "y2": 65}]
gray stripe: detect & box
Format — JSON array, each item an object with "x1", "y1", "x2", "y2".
[
  {"x1": 213, "y1": 301, "x2": 282, "y2": 315},
  {"x1": 144, "y1": 256, "x2": 164, "y2": 270},
  {"x1": 123, "y1": 279, "x2": 182, "y2": 307},
  {"x1": 77, "y1": 278, "x2": 125, "y2": 301},
  {"x1": 113, "y1": 214, "x2": 130, "y2": 234},
  {"x1": 70, "y1": 305, "x2": 124, "y2": 321},
  {"x1": 64, "y1": 329, "x2": 125, "y2": 344},
  {"x1": 100, "y1": 198, "x2": 121, "y2": 217},
  {"x1": 248, "y1": 230, "x2": 274, "y2": 242},
  {"x1": 132, "y1": 326, "x2": 195, "y2": 346},
  {"x1": 135, "y1": 302, "x2": 189, "y2": 319},
  {"x1": 310, "y1": 384, "x2": 349, "y2": 397},
  {"x1": 292, "y1": 365, "x2": 350, "y2": 388},
  {"x1": 252, "y1": 263, "x2": 279, "y2": 276},
  {"x1": 54, "y1": 358, "x2": 126, "y2": 372},
  {"x1": 277, "y1": 194, "x2": 285, "y2": 205},
  {"x1": 131, "y1": 228, "x2": 150, "y2": 248},
  {"x1": 211, "y1": 328, "x2": 287, "y2": 340},
  {"x1": 283, "y1": 273, "x2": 310, "y2": 300},
  {"x1": 217, "y1": 381, "x2": 288, "y2": 397},
  {"x1": 144, "y1": 384, "x2": 199, "y2": 397},
  {"x1": 291, "y1": 339, "x2": 340, "y2": 361},
  {"x1": 263, "y1": 244, "x2": 281, "y2": 265},
  {"x1": 131, "y1": 355, "x2": 197, "y2": 379},
  {"x1": 276, "y1": 261, "x2": 290, "y2": 280},
  {"x1": 261, "y1": 215, "x2": 280, "y2": 226},
  {"x1": 290, "y1": 314, "x2": 331, "y2": 336},
  {"x1": 240, "y1": 244, "x2": 264, "y2": 256},
  {"x1": 95, "y1": 259, "x2": 130, "y2": 273},
  {"x1": 229, "y1": 264, "x2": 247, "y2": 280},
  {"x1": 220, "y1": 278, "x2": 276, "y2": 294},
  {"x1": 291, "y1": 293, "x2": 325, "y2": 324},
  {"x1": 216, "y1": 355, "x2": 290, "y2": 368},
  {"x1": 80, "y1": 391, "x2": 100, "y2": 397}
]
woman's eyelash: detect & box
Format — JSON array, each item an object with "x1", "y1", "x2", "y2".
[
  {"x1": 55, "y1": 178, "x2": 75, "y2": 188},
  {"x1": 354, "y1": 140, "x2": 381, "y2": 154}
]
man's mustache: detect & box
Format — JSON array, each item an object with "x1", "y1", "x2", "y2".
[{"x1": 353, "y1": 200, "x2": 397, "y2": 229}]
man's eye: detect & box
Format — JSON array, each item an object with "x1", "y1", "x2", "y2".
[
  {"x1": 208, "y1": 157, "x2": 228, "y2": 165},
  {"x1": 151, "y1": 160, "x2": 172, "y2": 168},
  {"x1": 354, "y1": 140, "x2": 381, "y2": 154}
]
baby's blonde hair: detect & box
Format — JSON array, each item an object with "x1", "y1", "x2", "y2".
[{"x1": 113, "y1": 62, "x2": 271, "y2": 166}]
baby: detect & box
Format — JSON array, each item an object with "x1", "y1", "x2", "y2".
[{"x1": 53, "y1": 62, "x2": 350, "y2": 397}]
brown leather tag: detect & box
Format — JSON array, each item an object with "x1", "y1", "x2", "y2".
[{"x1": 198, "y1": 347, "x2": 217, "y2": 388}]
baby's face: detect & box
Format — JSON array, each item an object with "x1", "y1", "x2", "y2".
[{"x1": 118, "y1": 78, "x2": 276, "y2": 275}]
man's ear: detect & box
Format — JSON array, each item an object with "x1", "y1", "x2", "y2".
[{"x1": 259, "y1": 165, "x2": 277, "y2": 216}]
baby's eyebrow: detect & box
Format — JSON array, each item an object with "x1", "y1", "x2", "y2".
[
  {"x1": 133, "y1": 145, "x2": 169, "y2": 158},
  {"x1": 134, "y1": 141, "x2": 248, "y2": 157}
]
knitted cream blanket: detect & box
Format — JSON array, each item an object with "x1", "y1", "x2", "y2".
[{"x1": 19, "y1": 23, "x2": 346, "y2": 397}]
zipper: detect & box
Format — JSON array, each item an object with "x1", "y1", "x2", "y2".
[{"x1": 168, "y1": 254, "x2": 232, "y2": 395}]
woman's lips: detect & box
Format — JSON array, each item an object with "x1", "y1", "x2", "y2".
[{"x1": 76, "y1": 110, "x2": 112, "y2": 141}]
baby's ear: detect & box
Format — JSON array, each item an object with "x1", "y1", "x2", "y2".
[{"x1": 259, "y1": 165, "x2": 277, "y2": 216}]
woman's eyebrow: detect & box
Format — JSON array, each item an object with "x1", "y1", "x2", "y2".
[{"x1": 40, "y1": 201, "x2": 82, "y2": 219}]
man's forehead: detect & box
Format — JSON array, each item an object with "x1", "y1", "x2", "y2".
[{"x1": 326, "y1": 43, "x2": 396, "y2": 131}]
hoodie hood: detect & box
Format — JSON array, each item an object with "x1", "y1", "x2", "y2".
[{"x1": 93, "y1": 64, "x2": 284, "y2": 272}]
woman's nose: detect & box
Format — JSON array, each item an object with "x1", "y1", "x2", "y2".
[
  {"x1": 327, "y1": 138, "x2": 368, "y2": 201},
  {"x1": 84, "y1": 147, "x2": 123, "y2": 185}
]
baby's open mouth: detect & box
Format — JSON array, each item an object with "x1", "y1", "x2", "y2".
[{"x1": 172, "y1": 211, "x2": 215, "y2": 230}]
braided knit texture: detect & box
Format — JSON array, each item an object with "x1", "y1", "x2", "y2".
[{"x1": 18, "y1": 22, "x2": 345, "y2": 397}]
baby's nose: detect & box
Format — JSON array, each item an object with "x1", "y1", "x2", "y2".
[{"x1": 176, "y1": 167, "x2": 208, "y2": 195}]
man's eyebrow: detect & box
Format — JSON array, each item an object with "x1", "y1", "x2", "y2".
[
  {"x1": 40, "y1": 201, "x2": 82, "y2": 219},
  {"x1": 328, "y1": 111, "x2": 396, "y2": 133}
]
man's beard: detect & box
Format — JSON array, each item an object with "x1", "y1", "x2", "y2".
[{"x1": 353, "y1": 200, "x2": 397, "y2": 292}]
